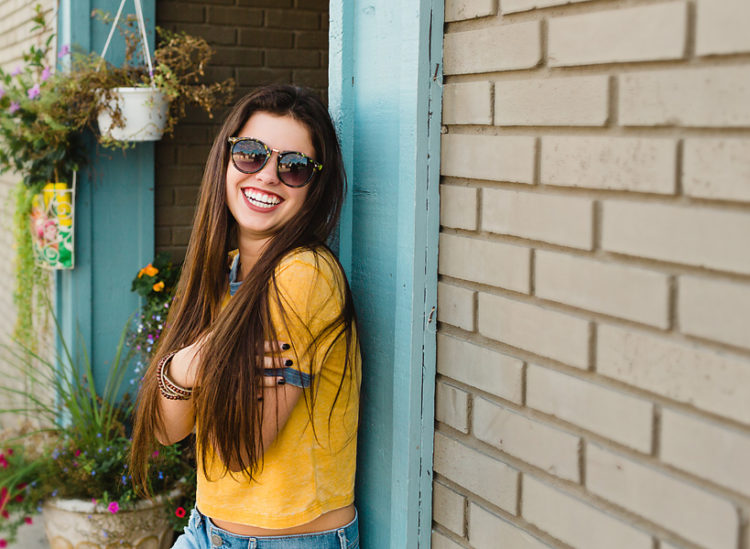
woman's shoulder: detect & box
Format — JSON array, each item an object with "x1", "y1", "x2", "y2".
[{"x1": 275, "y1": 246, "x2": 345, "y2": 295}]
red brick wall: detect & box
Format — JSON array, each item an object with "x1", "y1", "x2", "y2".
[{"x1": 155, "y1": 0, "x2": 329, "y2": 260}]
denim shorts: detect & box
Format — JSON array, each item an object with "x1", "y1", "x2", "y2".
[{"x1": 172, "y1": 506, "x2": 359, "y2": 549}]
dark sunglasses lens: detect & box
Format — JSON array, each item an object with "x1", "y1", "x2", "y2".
[
  {"x1": 279, "y1": 153, "x2": 315, "y2": 187},
  {"x1": 231, "y1": 140, "x2": 268, "y2": 173}
]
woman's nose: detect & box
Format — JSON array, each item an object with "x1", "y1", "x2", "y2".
[{"x1": 255, "y1": 153, "x2": 280, "y2": 184}]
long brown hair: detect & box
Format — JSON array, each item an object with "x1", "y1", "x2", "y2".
[{"x1": 130, "y1": 85, "x2": 358, "y2": 493}]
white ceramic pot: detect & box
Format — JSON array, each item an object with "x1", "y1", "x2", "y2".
[
  {"x1": 97, "y1": 86, "x2": 169, "y2": 142},
  {"x1": 42, "y1": 497, "x2": 173, "y2": 549}
]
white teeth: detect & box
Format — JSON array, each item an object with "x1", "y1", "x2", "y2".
[{"x1": 243, "y1": 189, "x2": 281, "y2": 208}]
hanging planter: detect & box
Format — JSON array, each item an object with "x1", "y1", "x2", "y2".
[
  {"x1": 94, "y1": 0, "x2": 170, "y2": 144},
  {"x1": 97, "y1": 86, "x2": 169, "y2": 141},
  {"x1": 29, "y1": 178, "x2": 75, "y2": 270}
]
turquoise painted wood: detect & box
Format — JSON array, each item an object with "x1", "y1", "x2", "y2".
[
  {"x1": 56, "y1": 0, "x2": 155, "y2": 397},
  {"x1": 329, "y1": 0, "x2": 443, "y2": 546}
]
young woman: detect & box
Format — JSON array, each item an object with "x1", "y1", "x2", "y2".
[{"x1": 130, "y1": 85, "x2": 361, "y2": 549}]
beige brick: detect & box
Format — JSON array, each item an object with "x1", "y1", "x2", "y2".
[
  {"x1": 441, "y1": 134, "x2": 536, "y2": 183},
  {"x1": 661, "y1": 408, "x2": 750, "y2": 498},
  {"x1": 443, "y1": 22, "x2": 541, "y2": 75},
  {"x1": 527, "y1": 364, "x2": 653, "y2": 452},
  {"x1": 445, "y1": 0, "x2": 496, "y2": 23},
  {"x1": 443, "y1": 82, "x2": 492, "y2": 125},
  {"x1": 522, "y1": 475, "x2": 652, "y2": 549},
  {"x1": 440, "y1": 185, "x2": 478, "y2": 230},
  {"x1": 683, "y1": 138, "x2": 750, "y2": 202},
  {"x1": 548, "y1": 2, "x2": 687, "y2": 67},
  {"x1": 597, "y1": 324, "x2": 750, "y2": 424},
  {"x1": 535, "y1": 250, "x2": 670, "y2": 328},
  {"x1": 433, "y1": 432, "x2": 519, "y2": 512},
  {"x1": 433, "y1": 481, "x2": 466, "y2": 536},
  {"x1": 679, "y1": 275, "x2": 750, "y2": 350},
  {"x1": 587, "y1": 444, "x2": 738, "y2": 549},
  {"x1": 494, "y1": 75, "x2": 608, "y2": 126},
  {"x1": 620, "y1": 66, "x2": 750, "y2": 127},
  {"x1": 436, "y1": 381, "x2": 470, "y2": 433},
  {"x1": 473, "y1": 397, "x2": 580, "y2": 481},
  {"x1": 503, "y1": 0, "x2": 595, "y2": 12},
  {"x1": 601, "y1": 200, "x2": 750, "y2": 275},
  {"x1": 696, "y1": 0, "x2": 750, "y2": 55},
  {"x1": 438, "y1": 234, "x2": 531, "y2": 293},
  {"x1": 469, "y1": 503, "x2": 549, "y2": 549},
  {"x1": 478, "y1": 293, "x2": 590, "y2": 369},
  {"x1": 541, "y1": 137, "x2": 676, "y2": 194},
  {"x1": 482, "y1": 188, "x2": 593, "y2": 250},
  {"x1": 432, "y1": 530, "x2": 465, "y2": 549},
  {"x1": 437, "y1": 282, "x2": 475, "y2": 331},
  {"x1": 437, "y1": 334, "x2": 524, "y2": 404}
]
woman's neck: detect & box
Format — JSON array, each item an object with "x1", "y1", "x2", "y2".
[{"x1": 236, "y1": 237, "x2": 270, "y2": 281}]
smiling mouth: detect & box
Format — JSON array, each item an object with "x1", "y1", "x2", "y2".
[{"x1": 242, "y1": 188, "x2": 282, "y2": 209}]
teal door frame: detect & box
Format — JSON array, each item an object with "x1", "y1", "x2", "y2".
[
  {"x1": 329, "y1": 1, "x2": 444, "y2": 546},
  {"x1": 56, "y1": 0, "x2": 155, "y2": 396}
]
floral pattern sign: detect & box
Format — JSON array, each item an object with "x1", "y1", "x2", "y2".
[{"x1": 30, "y1": 182, "x2": 74, "y2": 269}]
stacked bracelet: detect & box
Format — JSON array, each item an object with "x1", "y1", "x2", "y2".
[{"x1": 157, "y1": 351, "x2": 193, "y2": 401}]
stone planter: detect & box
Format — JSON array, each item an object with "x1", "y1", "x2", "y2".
[{"x1": 42, "y1": 497, "x2": 172, "y2": 549}]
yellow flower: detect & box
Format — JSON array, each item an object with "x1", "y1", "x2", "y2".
[
  {"x1": 138, "y1": 264, "x2": 159, "y2": 278},
  {"x1": 153, "y1": 281, "x2": 165, "y2": 292}
]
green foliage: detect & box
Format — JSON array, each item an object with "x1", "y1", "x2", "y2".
[
  {"x1": 127, "y1": 253, "x2": 181, "y2": 384},
  {"x1": 11, "y1": 182, "x2": 48, "y2": 354},
  {"x1": 0, "y1": 316, "x2": 194, "y2": 544}
]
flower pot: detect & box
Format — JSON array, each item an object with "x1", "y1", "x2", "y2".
[
  {"x1": 30, "y1": 182, "x2": 74, "y2": 269},
  {"x1": 97, "y1": 87, "x2": 169, "y2": 142},
  {"x1": 42, "y1": 497, "x2": 172, "y2": 549}
]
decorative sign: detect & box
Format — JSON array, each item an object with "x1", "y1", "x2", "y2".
[{"x1": 30, "y1": 182, "x2": 75, "y2": 269}]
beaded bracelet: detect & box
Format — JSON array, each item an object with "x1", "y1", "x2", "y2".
[{"x1": 157, "y1": 351, "x2": 193, "y2": 401}]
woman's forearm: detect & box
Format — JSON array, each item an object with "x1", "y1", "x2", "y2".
[{"x1": 155, "y1": 345, "x2": 199, "y2": 445}]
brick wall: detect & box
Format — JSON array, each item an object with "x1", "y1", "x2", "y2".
[
  {"x1": 155, "y1": 0, "x2": 329, "y2": 261},
  {"x1": 435, "y1": 1, "x2": 750, "y2": 548},
  {"x1": 0, "y1": 0, "x2": 56, "y2": 403}
]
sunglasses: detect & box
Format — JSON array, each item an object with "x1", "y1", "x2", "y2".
[{"x1": 228, "y1": 137, "x2": 323, "y2": 188}]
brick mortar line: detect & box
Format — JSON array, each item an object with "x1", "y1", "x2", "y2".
[
  {"x1": 440, "y1": 228, "x2": 750, "y2": 282},
  {"x1": 436, "y1": 322, "x2": 750, "y2": 435},
  {"x1": 439, "y1": 273, "x2": 750, "y2": 359},
  {"x1": 447, "y1": 0, "x2": 688, "y2": 31},
  {"x1": 443, "y1": 54, "x2": 750, "y2": 83},
  {"x1": 429, "y1": 523, "x2": 470, "y2": 548},
  {"x1": 434, "y1": 427, "x2": 713, "y2": 549},
  {"x1": 442, "y1": 123, "x2": 750, "y2": 138}
]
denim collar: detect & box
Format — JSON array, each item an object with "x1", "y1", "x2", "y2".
[{"x1": 228, "y1": 253, "x2": 242, "y2": 296}]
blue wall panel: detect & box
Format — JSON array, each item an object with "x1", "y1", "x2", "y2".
[{"x1": 329, "y1": 0, "x2": 443, "y2": 546}]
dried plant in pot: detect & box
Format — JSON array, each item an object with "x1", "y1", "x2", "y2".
[{"x1": 63, "y1": 7, "x2": 234, "y2": 148}]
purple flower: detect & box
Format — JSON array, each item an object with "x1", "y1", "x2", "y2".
[
  {"x1": 107, "y1": 502, "x2": 119, "y2": 514},
  {"x1": 58, "y1": 44, "x2": 70, "y2": 58},
  {"x1": 8, "y1": 102, "x2": 20, "y2": 113},
  {"x1": 41, "y1": 67, "x2": 51, "y2": 81},
  {"x1": 27, "y1": 84, "x2": 40, "y2": 99},
  {"x1": 10, "y1": 66, "x2": 21, "y2": 77}
]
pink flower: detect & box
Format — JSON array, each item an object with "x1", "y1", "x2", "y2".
[
  {"x1": 152, "y1": 450, "x2": 159, "y2": 458},
  {"x1": 74, "y1": 449, "x2": 81, "y2": 457},
  {"x1": 27, "y1": 84, "x2": 40, "y2": 100},
  {"x1": 8, "y1": 102, "x2": 20, "y2": 114},
  {"x1": 10, "y1": 66, "x2": 21, "y2": 77},
  {"x1": 0, "y1": 511, "x2": 7, "y2": 519},
  {"x1": 0, "y1": 538, "x2": 7, "y2": 547},
  {"x1": 174, "y1": 507, "x2": 186, "y2": 518},
  {"x1": 24, "y1": 517, "x2": 32, "y2": 525},
  {"x1": 0, "y1": 89, "x2": 4, "y2": 99},
  {"x1": 57, "y1": 44, "x2": 70, "y2": 59},
  {"x1": 41, "y1": 66, "x2": 51, "y2": 81},
  {"x1": 0, "y1": 456, "x2": 7, "y2": 468},
  {"x1": 107, "y1": 502, "x2": 119, "y2": 514}
]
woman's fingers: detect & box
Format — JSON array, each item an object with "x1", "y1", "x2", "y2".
[{"x1": 264, "y1": 341, "x2": 291, "y2": 353}]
